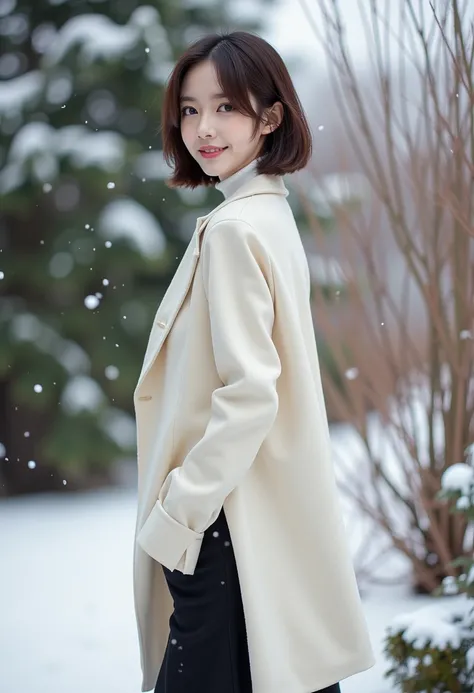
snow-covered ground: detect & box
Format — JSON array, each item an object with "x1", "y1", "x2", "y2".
[{"x1": 0, "y1": 484, "x2": 432, "y2": 693}]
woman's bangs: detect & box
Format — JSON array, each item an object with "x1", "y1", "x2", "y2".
[{"x1": 213, "y1": 58, "x2": 260, "y2": 121}]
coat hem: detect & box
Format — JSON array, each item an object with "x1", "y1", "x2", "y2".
[
  {"x1": 302, "y1": 653, "x2": 377, "y2": 692},
  {"x1": 140, "y1": 653, "x2": 376, "y2": 692}
]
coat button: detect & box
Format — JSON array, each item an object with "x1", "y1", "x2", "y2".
[
  {"x1": 156, "y1": 320, "x2": 166, "y2": 328},
  {"x1": 138, "y1": 395, "x2": 152, "y2": 401}
]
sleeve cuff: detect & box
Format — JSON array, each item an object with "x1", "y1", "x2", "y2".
[{"x1": 136, "y1": 499, "x2": 204, "y2": 574}]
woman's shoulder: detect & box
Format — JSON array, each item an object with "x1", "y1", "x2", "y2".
[{"x1": 209, "y1": 193, "x2": 293, "y2": 234}]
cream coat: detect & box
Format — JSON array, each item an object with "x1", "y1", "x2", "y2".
[{"x1": 133, "y1": 173, "x2": 375, "y2": 693}]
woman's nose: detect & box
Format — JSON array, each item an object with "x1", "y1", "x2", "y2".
[{"x1": 196, "y1": 116, "x2": 216, "y2": 138}]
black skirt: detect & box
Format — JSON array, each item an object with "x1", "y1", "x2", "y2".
[
  {"x1": 155, "y1": 506, "x2": 253, "y2": 693},
  {"x1": 155, "y1": 506, "x2": 342, "y2": 693}
]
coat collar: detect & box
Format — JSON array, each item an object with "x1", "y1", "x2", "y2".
[
  {"x1": 134, "y1": 174, "x2": 289, "y2": 396},
  {"x1": 193, "y1": 173, "x2": 289, "y2": 252}
]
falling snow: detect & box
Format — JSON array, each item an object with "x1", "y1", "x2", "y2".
[
  {"x1": 105, "y1": 365, "x2": 119, "y2": 380},
  {"x1": 345, "y1": 367, "x2": 359, "y2": 380},
  {"x1": 84, "y1": 295, "x2": 100, "y2": 310}
]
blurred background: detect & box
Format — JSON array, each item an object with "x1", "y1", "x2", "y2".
[{"x1": 1, "y1": 1, "x2": 473, "y2": 692}]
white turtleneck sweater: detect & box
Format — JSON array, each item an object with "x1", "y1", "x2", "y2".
[{"x1": 214, "y1": 157, "x2": 260, "y2": 200}]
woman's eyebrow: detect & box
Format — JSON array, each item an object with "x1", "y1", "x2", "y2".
[{"x1": 179, "y1": 92, "x2": 227, "y2": 103}]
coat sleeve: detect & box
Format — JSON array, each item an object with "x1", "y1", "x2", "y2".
[{"x1": 136, "y1": 218, "x2": 281, "y2": 574}]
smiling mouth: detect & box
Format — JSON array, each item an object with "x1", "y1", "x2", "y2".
[{"x1": 199, "y1": 147, "x2": 228, "y2": 158}]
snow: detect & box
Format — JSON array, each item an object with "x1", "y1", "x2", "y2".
[
  {"x1": 42, "y1": 6, "x2": 172, "y2": 84},
  {"x1": 60, "y1": 126, "x2": 126, "y2": 170},
  {"x1": 442, "y1": 463, "x2": 474, "y2": 495},
  {"x1": 0, "y1": 12, "x2": 28, "y2": 42},
  {"x1": 7, "y1": 123, "x2": 125, "y2": 170},
  {"x1": 8, "y1": 312, "x2": 91, "y2": 375},
  {"x1": 84, "y1": 295, "x2": 100, "y2": 310},
  {"x1": 129, "y1": 5, "x2": 160, "y2": 28},
  {"x1": 0, "y1": 0, "x2": 17, "y2": 18},
  {"x1": 45, "y1": 71, "x2": 73, "y2": 105},
  {"x1": 1, "y1": 123, "x2": 126, "y2": 194},
  {"x1": 98, "y1": 198, "x2": 166, "y2": 259},
  {"x1": 0, "y1": 70, "x2": 44, "y2": 116},
  {"x1": 457, "y1": 495, "x2": 471, "y2": 510},
  {"x1": 44, "y1": 14, "x2": 140, "y2": 66},
  {"x1": 0, "y1": 484, "x2": 432, "y2": 693},
  {"x1": 104, "y1": 365, "x2": 119, "y2": 380},
  {"x1": 31, "y1": 22, "x2": 58, "y2": 54},
  {"x1": 386, "y1": 596, "x2": 470, "y2": 649},
  {"x1": 442, "y1": 575, "x2": 460, "y2": 595}
]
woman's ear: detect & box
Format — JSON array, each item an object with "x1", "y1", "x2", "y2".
[{"x1": 262, "y1": 101, "x2": 284, "y2": 134}]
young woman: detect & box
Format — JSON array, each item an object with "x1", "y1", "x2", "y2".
[{"x1": 133, "y1": 31, "x2": 375, "y2": 693}]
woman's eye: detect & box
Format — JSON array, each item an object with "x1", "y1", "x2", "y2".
[{"x1": 181, "y1": 103, "x2": 233, "y2": 117}]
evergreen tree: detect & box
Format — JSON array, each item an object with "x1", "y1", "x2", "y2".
[{"x1": 0, "y1": 0, "x2": 275, "y2": 494}]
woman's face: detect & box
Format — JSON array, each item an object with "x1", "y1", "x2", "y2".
[{"x1": 179, "y1": 60, "x2": 276, "y2": 181}]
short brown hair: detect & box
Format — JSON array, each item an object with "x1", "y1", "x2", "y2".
[{"x1": 161, "y1": 31, "x2": 313, "y2": 189}]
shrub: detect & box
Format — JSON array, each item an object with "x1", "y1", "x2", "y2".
[{"x1": 383, "y1": 445, "x2": 474, "y2": 692}]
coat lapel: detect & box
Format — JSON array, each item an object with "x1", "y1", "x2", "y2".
[
  {"x1": 134, "y1": 214, "x2": 209, "y2": 394},
  {"x1": 134, "y1": 174, "x2": 289, "y2": 395}
]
